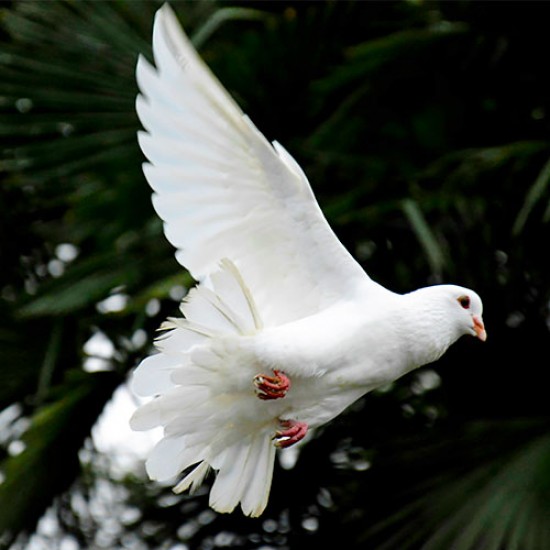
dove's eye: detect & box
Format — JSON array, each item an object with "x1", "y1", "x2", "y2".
[{"x1": 458, "y1": 296, "x2": 470, "y2": 309}]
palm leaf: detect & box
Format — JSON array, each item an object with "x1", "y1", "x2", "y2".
[
  {"x1": 327, "y1": 419, "x2": 550, "y2": 549},
  {"x1": 0, "y1": 371, "x2": 121, "y2": 546},
  {"x1": 2, "y1": 0, "x2": 550, "y2": 548},
  {"x1": 513, "y1": 155, "x2": 550, "y2": 235},
  {"x1": 0, "y1": 320, "x2": 47, "y2": 410}
]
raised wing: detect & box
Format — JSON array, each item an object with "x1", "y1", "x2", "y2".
[{"x1": 137, "y1": 4, "x2": 372, "y2": 326}]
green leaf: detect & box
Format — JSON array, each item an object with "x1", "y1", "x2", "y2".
[
  {"x1": 128, "y1": 271, "x2": 194, "y2": 312},
  {"x1": 401, "y1": 198, "x2": 448, "y2": 277},
  {"x1": 354, "y1": 420, "x2": 550, "y2": 550},
  {"x1": 191, "y1": 6, "x2": 268, "y2": 49},
  {"x1": 513, "y1": 155, "x2": 550, "y2": 236},
  {"x1": 0, "y1": 322, "x2": 45, "y2": 410},
  {"x1": 316, "y1": 22, "x2": 470, "y2": 96},
  {"x1": 17, "y1": 253, "x2": 141, "y2": 318},
  {"x1": 0, "y1": 371, "x2": 121, "y2": 544}
]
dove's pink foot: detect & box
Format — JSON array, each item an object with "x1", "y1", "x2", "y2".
[
  {"x1": 274, "y1": 419, "x2": 308, "y2": 448},
  {"x1": 253, "y1": 370, "x2": 290, "y2": 400}
]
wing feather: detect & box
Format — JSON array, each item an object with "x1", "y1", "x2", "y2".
[{"x1": 137, "y1": 5, "x2": 375, "y2": 325}]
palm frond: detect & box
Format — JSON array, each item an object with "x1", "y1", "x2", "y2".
[
  {"x1": 2, "y1": 0, "x2": 550, "y2": 548},
  {"x1": 0, "y1": 371, "x2": 121, "y2": 546}
]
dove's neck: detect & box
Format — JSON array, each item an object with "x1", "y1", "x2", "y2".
[{"x1": 398, "y1": 287, "x2": 462, "y2": 367}]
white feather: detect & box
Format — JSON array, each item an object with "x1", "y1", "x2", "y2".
[
  {"x1": 129, "y1": 384, "x2": 210, "y2": 431},
  {"x1": 130, "y1": 352, "x2": 181, "y2": 397},
  {"x1": 240, "y1": 434, "x2": 276, "y2": 517},
  {"x1": 146, "y1": 435, "x2": 197, "y2": 480},
  {"x1": 208, "y1": 439, "x2": 253, "y2": 513},
  {"x1": 173, "y1": 461, "x2": 210, "y2": 495},
  {"x1": 155, "y1": 324, "x2": 210, "y2": 353}
]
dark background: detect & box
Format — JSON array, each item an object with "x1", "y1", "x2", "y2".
[{"x1": 1, "y1": 1, "x2": 550, "y2": 548}]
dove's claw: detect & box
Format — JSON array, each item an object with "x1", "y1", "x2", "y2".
[
  {"x1": 253, "y1": 370, "x2": 290, "y2": 400},
  {"x1": 273, "y1": 419, "x2": 308, "y2": 448}
]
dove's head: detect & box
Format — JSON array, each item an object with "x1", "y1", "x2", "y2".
[
  {"x1": 426, "y1": 284, "x2": 486, "y2": 342},
  {"x1": 448, "y1": 285, "x2": 486, "y2": 341},
  {"x1": 406, "y1": 284, "x2": 486, "y2": 348}
]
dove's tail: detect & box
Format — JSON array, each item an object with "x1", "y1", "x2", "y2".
[{"x1": 130, "y1": 259, "x2": 277, "y2": 517}]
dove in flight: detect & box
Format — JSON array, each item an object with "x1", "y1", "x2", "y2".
[{"x1": 130, "y1": 4, "x2": 486, "y2": 517}]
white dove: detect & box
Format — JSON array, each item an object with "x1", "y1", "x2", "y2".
[{"x1": 130, "y1": 4, "x2": 486, "y2": 518}]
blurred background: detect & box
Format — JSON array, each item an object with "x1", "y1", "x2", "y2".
[{"x1": 1, "y1": 0, "x2": 550, "y2": 548}]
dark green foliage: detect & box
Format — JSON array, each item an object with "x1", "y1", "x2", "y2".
[
  {"x1": 0, "y1": 371, "x2": 120, "y2": 541},
  {"x1": 1, "y1": 1, "x2": 550, "y2": 548}
]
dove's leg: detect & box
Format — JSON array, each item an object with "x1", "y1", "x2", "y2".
[
  {"x1": 253, "y1": 370, "x2": 290, "y2": 400},
  {"x1": 273, "y1": 419, "x2": 308, "y2": 448}
]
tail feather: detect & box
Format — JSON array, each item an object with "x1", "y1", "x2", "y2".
[
  {"x1": 208, "y1": 437, "x2": 254, "y2": 513},
  {"x1": 209, "y1": 432, "x2": 275, "y2": 517},
  {"x1": 241, "y1": 434, "x2": 276, "y2": 517},
  {"x1": 130, "y1": 384, "x2": 210, "y2": 430},
  {"x1": 180, "y1": 285, "x2": 244, "y2": 334},
  {"x1": 173, "y1": 461, "x2": 211, "y2": 495},
  {"x1": 130, "y1": 259, "x2": 277, "y2": 516},
  {"x1": 155, "y1": 320, "x2": 213, "y2": 351},
  {"x1": 169, "y1": 363, "x2": 216, "y2": 386},
  {"x1": 144, "y1": 436, "x2": 196, "y2": 480},
  {"x1": 131, "y1": 352, "x2": 183, "y2": 397}
]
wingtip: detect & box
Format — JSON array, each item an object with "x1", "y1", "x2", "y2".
[
  {"x1": 157, "y1": 2, "x2": 176, "y2": 18},
  {"x1": 154, "y1": 2, "x2": 175, "y2": 26},
  {"x1": 153, "y1": 1, "x2": 187, "y2": 47},
  {"x1": 152, "y1": 1, "x2": 193, "y2": 76}
]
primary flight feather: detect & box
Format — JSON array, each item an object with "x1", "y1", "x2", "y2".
[{"x1": 130, "y1": 4, "x2": 486, "y2": 517}]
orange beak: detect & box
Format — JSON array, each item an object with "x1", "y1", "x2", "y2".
[{"x1": 473, "y1": 315, "x2": 487, "y2": 342}]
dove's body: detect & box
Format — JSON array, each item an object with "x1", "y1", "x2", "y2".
[
  {"x1": 240, "y1": 283, "x2": 474, "y2": 426},
  {"x1": 130, "y1": 5, "x2": 485, "y2": 518}
]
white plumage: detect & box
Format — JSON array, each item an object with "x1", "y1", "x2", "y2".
[{"x1": 130, "y1": 4, "x2": 486, "y2": 517}]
